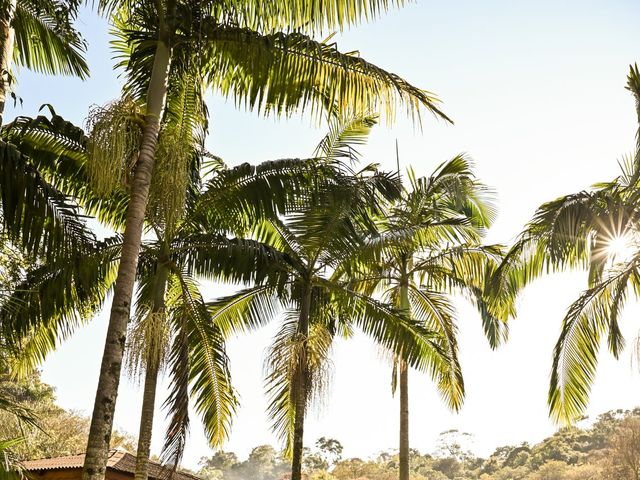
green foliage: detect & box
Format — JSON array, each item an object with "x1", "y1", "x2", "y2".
[
  {"x1": 0, "y1": 368, "x2": 136, "y2": 461},
  {"x1": 11, "y1": 0, "x2": 89, "y2": 79},
  {"x1": 492, "y1": 64, "x2": 640, "y2": 425},
  {"x1": 344, "y1": 154, "x2": 511, "y2": 414},
  {"x1": 198, "y1": 445, "x2": 289, "y2": 480},
  {"x1": 194, "y1": 408, "x2": 640, "y2": 479}
]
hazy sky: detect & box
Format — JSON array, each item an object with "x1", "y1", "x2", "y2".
[{"x1": 8, "y1": 0, "x2": 640, "y2": 470}]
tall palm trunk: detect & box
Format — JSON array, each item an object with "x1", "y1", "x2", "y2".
[
  {"x1": 0, "y1": 0, "x2": 16, "y2": 126},
  {"x1": 399, "y1": 359, "x2": 409, "y2": 480},
  {"x1": 291, "y1": 284, "x2": 312, "y2": 480},
  {"x1": 82, "y1": 36, "x2": 173, "y2": 480},
  {"x1": 135, "y1": 258, "x2": 169, "y2": 480},
  {"x1": 398, "y1": 262, "x2": 410, "y2": 480}
]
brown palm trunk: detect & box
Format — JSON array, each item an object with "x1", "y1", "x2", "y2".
[
  {"x1": 82, "y1": 37, "x2": 172, "y2": 480},
  {"x1": 291, "y1": 285, "x2": 312, "y2": 480},
  {"x1": 0, "y1": 0, "x2": 16, "y2": 126},
  {"x1": 135, "y1": 260, "x2": 169, "y2": 480},
  {"x1": 398, "y1": 261, "x2": 410, "y2": 480},
  {"x1": 135, "y1": 357, "x2": 160, "y2": 478}
]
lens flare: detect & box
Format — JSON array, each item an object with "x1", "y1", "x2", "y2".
[{"x1": 606, "y1": 234, "x2": 635, "y2": 263}]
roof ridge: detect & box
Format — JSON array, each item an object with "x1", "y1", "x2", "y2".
[{"x1": 26, "y1": 452, "x2": 85, "y2": 461}]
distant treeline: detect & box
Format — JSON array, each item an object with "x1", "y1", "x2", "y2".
[
  {"x1": 197, "y1": 409, "x2": 640, "y2": 480},
  {"x1": 5, "y1": 367, "x2": 640, "y2": 480}
]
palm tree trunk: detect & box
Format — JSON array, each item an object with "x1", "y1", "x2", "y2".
[
  {"x1": 398, "y1": 263, "x2": 410, "y2": 480},
  {"x1": 0, "y1": 0, "x2": 16, "y2": 126},
  {"x1": 134, "y1": 259, "x2": 169, "y2": 480},
  {"x1": 82, "y1": 37, "x2": 173, "y2": 480},
  {"x1": 291, "y1": 285, "x2": 312, "y2": 480},
  {"x1": 135, "y1": 356, "x2": 160, "y2": 478},
  {"x1": 399, "y1": 358, "x2": 409, "y2": 480}
]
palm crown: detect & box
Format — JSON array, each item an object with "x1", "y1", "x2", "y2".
[{"x1": 491, "y1": 64, "x2": 640, "y2": 425}]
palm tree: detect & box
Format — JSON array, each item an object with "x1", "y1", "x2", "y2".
[
  {"x1": 0, "y1": 0, "x2": 88, "y2": 124},
  {"x1": 0, "y1": 106, "x2": 341, "y2": 474},
  {"x1": 206, "y1": 154, "x2": 458, "y2": 480},
  {"x1": 85, "y1": 0, "x2": 454, "y2": 475},
  {"x1": 490, "y1": 64, "x2": 640, "y2": 425},
  {"x1": 346, "y1": 157, "x2": 511, "y2": 480}
]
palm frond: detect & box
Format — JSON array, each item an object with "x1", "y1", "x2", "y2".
[
  {"x1": 199, "y1": 26, "x2": 451, "y2": 123},
  {"x1": 313, "y1": 109, "x2": 378, "y2": 163},
  {"x1": 0, "y1": 236, "x2": 119, "y2": 375},
  {"x1": 0, "y1": 140, "x2": 96, "y2": 261},
  {"x1": 13, "y1": 0, "x2": 88, "y2": 78},
  {"x1": 407, "y1": 286, "x2": 464, "y2": 410},
  {"x1": 166, "y1": 271, "x2": 238, "y2": 455},
  {"x1": 206, "y1": 284, "x2": 283, "y2": 338},
  {"x1": 548, "y1": 263, "x2": 635, "y2": 424}
]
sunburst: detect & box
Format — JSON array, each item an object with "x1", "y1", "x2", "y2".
[{"x1": 606, "y1": 233, "x2": 635, "y2": 263}]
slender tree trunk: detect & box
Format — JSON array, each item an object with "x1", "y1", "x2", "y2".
[
  {"x1": 0, "y1": 0, "x2": 16, "y2": 126},
  {"x1": 399, "y1": 358, "x2": 409, "y2": 480},
  {"x1": 134, "y1": 258, "x2": 169, "y2": 480},
  {"x1": 82, "y1": 37, "x2": 173, "y2": 480},
  {"x1": 135, "y1": 358, "x2": 160, "y2": 476},
  {"x1": 398, "y1": 262, "x2": 410, "y2": 480},
  {"x1": 291, "y1": 284, "x2": 312, "y2": 480}
]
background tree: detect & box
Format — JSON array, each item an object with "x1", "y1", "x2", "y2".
[
  {"x1": 207, "y1": 157, "x2": 455, "y2": 480},
  {"x1": 490, "y1": 64, "x2": 640, "y2": 425},
  {"x1": 347, "y1": 157, "x2": 511, "y2": 480}
]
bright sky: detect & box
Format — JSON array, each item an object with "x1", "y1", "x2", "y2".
[{"x1": 8, "y1": 0, "x2": 640, "y2": 470}]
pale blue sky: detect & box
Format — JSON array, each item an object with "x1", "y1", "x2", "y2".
[{"x1": 9, "y1": 0, "x2": 640, "y2": 469}]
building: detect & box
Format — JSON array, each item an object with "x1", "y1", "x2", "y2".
[{"x1": 21, "y1": 449, "x2": 200, "y2": 480}]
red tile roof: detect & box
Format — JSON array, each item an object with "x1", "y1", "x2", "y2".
[{"x1": 22, "y1": 449, "x2": 200, "y2": 480}]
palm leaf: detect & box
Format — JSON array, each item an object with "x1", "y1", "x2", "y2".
[
  {"x1": 13, "y1": 0, "x2": 88, "y2": 78},
  {"x1": 548, "y1": 263, "x2": 635, "y2": 424}
]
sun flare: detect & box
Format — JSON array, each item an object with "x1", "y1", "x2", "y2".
[{"x1": 606, "y1": 234, "x2": 635, "y2": 263}]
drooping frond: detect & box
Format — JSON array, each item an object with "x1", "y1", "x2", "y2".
[
  {"x1": 161, "y1": 284, "x2": 190, "y2": 469},
  {"x1": 548, "y1": 262, "x2": 636, "y2": 425},
  {"x1": 0, "y1": 236, "x2": 119, "y2": 376},
  {"x1": 415, "y1": 244, "x2": 512, "y2": 347},
  {"x1": 319, "y1": 278, "x2": 449, "y2": 374},
  {"x1": 13, "y1": 0, "x2": 88, "y2": 78},
  {"x1": 0, "y1": 140, "x2": 95, "y2": 261},
  {"x1": 197, "y1": 26, "x2": 451, "y2": 123},
  {"x1": 407, "y1": 286, "x2": 464, "y2": 410},
  {"x1": 223, "y1": 0, "x2": 410, "y2": 33},
  {"x1": 165, "y1": 271, "x2": 238, "y2": 456}
]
